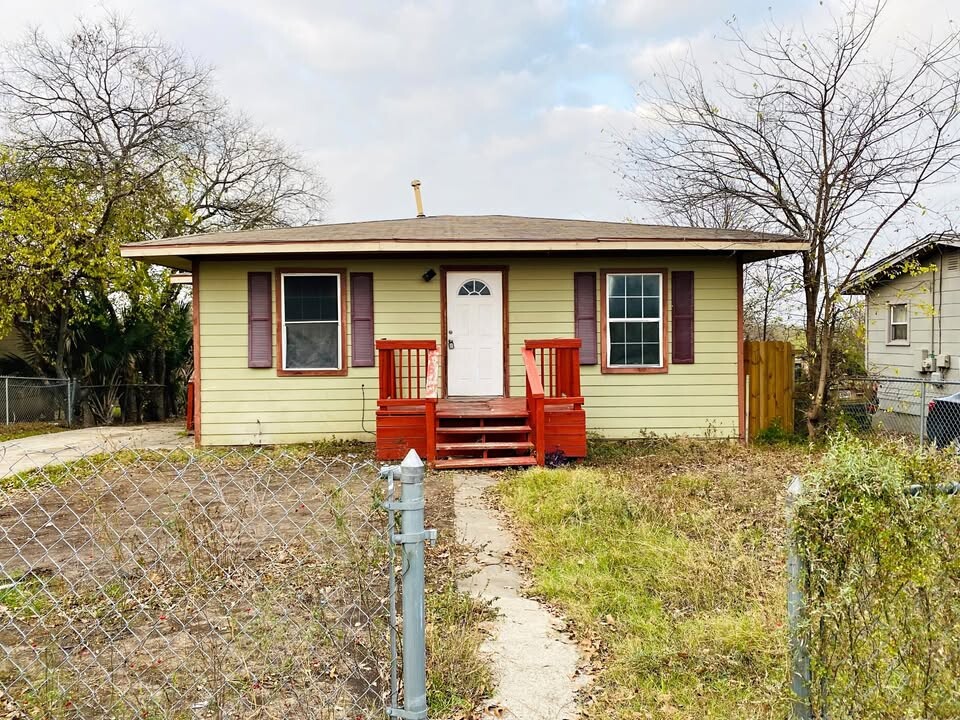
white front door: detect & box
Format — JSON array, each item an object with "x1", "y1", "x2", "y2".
[{"x1": 446, "y1": 270, "x2": 504, "y2": 396}]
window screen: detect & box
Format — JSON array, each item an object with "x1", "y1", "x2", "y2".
[{"x1": 282, "y1": 274, "x2": 341, "y2": 370}]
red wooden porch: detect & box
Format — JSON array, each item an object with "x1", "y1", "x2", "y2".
[{"x1": 375, "y1": 339, "x2": 587, "y2": 469}]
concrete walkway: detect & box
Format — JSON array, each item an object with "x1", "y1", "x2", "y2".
[
  {"x1": 455, "y1": 472, "x2": 587, "y2": 720},
  {"x1": 0, "y1": 424, "x2": 188, "y2": 479}
]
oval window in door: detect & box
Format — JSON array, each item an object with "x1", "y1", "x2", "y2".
[{"x1": 457, "y1": 279, "x2": 491, "y2": 296}]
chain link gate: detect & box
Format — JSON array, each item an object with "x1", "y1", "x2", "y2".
[{"x1": 0, "y1": 440, "x2": 432, "y2": 719}]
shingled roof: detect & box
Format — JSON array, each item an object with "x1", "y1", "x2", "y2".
[{"x1": 120, "y1": 214, "x2": 806, "y2": 270}]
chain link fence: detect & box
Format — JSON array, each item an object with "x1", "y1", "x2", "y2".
[
  {"x1": 836, "y1": 374, "x2": 960, "y2": 447},
  {"x1": 1, "y1": 378, "x2": 73, "y2": 426},
  {"x1": 0, "y1": 440, "x2": 430, "y2": 719}
]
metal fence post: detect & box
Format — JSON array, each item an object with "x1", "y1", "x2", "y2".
[
  {"x1": 787, "y1": 476, "x2": 813, "y2": 720},
  {"x1": 4, "y1": 377, "x2": 8, "y2": 425},
  {"x1": 66, "y1": 379, "x2": 74, "y2": 427},
  {"x1": 385, "y1": 449, "x2": 435, "y2": 720},
  {"x1": 919, "y1": 380, "x2": 927, "y2": 449}
]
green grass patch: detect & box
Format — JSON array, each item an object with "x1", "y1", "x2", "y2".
[
  {"x1": 498, "y1": 441, "x2": 811, "y2": 719},
  {"x1": 0, "y1": 574, "x2": 60, "y2": 619},
  {"x1": 0, "y1": 422, "x2": 69, "y2": 443}
]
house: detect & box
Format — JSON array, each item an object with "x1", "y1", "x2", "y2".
[
  {"x1": 0, "y1": 329, "x2": 30, "y2": 371},
  {"x1": 120, "y1": 214, "x2": 803, "y2": 467},
  {"x1": 842, "y1": 233, "x2": 960, "y2": 426}
]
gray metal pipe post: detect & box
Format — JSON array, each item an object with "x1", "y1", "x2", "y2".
[
  {"x1": 399, "y1": 449, "x2": 430, "y2": 719},
  {"x1": 920, "y1": 380, "x2": 927, "y2": 449},
  {"x1": 787, "y1": 475, "x2": 812, "y2": 720},
  {"x1": 4, "y1": 377, "x2": 8, "y2": 425}
]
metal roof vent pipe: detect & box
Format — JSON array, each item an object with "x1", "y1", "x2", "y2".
[{"x1": 411, "y1": 179, "x2": 426, "y2": 218}]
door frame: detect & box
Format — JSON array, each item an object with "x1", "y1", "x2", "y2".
[{"x1": 440, "y1": 265, "x2": 510, "y2": 398}]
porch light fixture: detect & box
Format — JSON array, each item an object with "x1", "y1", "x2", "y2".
[{"x1": 422, "y1": 268, "x2": 437, "y2": 282}]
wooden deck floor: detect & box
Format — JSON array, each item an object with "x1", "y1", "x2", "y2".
[{"x1": 437, "y1": 397, "x2": 527, "y2": 418}]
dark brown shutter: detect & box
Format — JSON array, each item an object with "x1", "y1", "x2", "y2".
[
  {"x1": 350, "y1": 272, "x2": 375, "y2": 367},
  {"x1": 573, "y1": 272, "x2": 597, "y2": 365},
  {"x1": 672, "y1": 271, "x2": 695, "y2": 364},
  {"x1": 247, "y1": 272, "x2": 273, "y2": 368}
]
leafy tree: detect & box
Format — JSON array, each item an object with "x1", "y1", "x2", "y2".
[
  {"x1": 70, "y1": 274, "x2": 192, "y2": 424},
  {"x1": 618, "y1": 2, "x2": 960, "y2": 435},
  {"x1": 0, "y1": 15, "x2": 326, "y2": 398}
]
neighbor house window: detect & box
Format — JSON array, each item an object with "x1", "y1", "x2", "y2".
[
  {"x1": 281, "y1": 273, "x2": 342, "y2": 370},
  {"x1": 889, "y1": 303, "x2": 909, "y2": 343},
  {"x1": 605, "y1": 272, "x2": 663, "y2": 368}
]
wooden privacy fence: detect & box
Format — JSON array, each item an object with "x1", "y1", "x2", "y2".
[{"x1": 744, "y1": 340, "x2": 795, "y2": 438}]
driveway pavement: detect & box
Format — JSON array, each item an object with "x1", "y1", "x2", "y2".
[{"x1": 0, "y1": 423, "x2": 189, "y2": 479}]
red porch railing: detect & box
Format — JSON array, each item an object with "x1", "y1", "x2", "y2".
[
  {"x1": 377, "y1": 338, "x2": 585, "y2": 466},
  {"x1": 522, "y1": 339, "x2": 586, "y2": 464},
  {"x1": 376, "y1": 340, "x2": 439, "y2": 462}
]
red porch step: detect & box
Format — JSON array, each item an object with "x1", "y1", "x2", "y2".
[
  {"x1": 431, "y1": 397, "x2": 537, "y2": 470},
  {"x1": 436, "y1": 424, "x2": 532, "y2": 434},
  {"x1": 436, "y1": 441, "x2": 534, "y2": 453},
  {"x1": 434, "y1": 456, "x2": 538, "y2": 470}
]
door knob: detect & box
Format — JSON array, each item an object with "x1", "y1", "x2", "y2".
[{"x1": 447, "y1": 339, "x2": 455, "y2": 350}]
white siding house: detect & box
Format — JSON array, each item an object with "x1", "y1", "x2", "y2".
[{"x1": 845, "y1": 235, "x2": 960, "y2": 425}]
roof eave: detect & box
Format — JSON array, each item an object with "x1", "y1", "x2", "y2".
[
  {"x1": 121, "y1": 238, "x2": 807, "y2": 269},
  {"x1": 840, "y1": 236, "x2": 960, "y2": 295}
]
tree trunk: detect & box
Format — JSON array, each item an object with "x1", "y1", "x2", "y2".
[
  {"x1": 762, "y1": 292, "x2": 770, "y2": 341},
  {"x1": 806, "y1": 297, "x2": 834, "y2": 438}
]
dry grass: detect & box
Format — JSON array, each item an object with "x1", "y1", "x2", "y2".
[
  {"x1": 423, "y1": 471, "x2": 496, "y2": 717},
  {"x1": 0, "y1": 441, "x2": 491, "y2": 719},
  {"x1": 497, "y1": 438, "x2": 815, "y2": 719}
]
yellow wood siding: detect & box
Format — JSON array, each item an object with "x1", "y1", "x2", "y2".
[{"x1": 197, "y1": 257, "x2": 740, "y2": 445}]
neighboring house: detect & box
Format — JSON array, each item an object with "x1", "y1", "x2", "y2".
[
  {"x1": 120, "y1": 214, "x2": 803, "y2": 467},
  {"x1": 0, "y1": 328, "x2": 31, "y2": 371},
  {"x1": 843, "y1": 233, "x2": 960, "y2": 425}
]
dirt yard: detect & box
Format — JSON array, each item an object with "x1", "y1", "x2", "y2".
[{"x1": 0, "y1": 446, "x2": 457, "y2": 720}]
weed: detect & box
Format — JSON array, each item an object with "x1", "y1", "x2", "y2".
[
  {"x1": 426, "y1": 575, "x2": 496, "y2": 715},
  {"x1": 0, "y1": 573, "x2": 58, "y2": 619},
  {"x1": 752, "y1": 418, "x2": 805, "y2": 446},
  {"x1": 795, "y1": 434, "x2": 960, "y2": 718},
  {"x1": 585, "y1": 431, "x2": 660, "y2": 465}
]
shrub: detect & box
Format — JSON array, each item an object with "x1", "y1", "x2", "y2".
[{"x1": 794, "y1": 434, "x2": 960, "y2": 718}]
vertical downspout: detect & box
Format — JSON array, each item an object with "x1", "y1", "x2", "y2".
[
  {"x1": 864, "y1": 293, "x2": 870, "y2": 372},
  {"x1": 932, "y1": 249, "x2": 939, "y2": 356},
  {"x1": 938, "y1": 248, "x2": 944, "y2": 358}
]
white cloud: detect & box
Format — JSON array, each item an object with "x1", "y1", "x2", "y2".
[{"x1": 0, "y1": 0, "x2": 957, "y2": 230}]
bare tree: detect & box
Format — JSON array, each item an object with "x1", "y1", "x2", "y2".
[
  {"x1": 618, "y1": 2, "x2": 960, "y2": 435},
  {"x1": 179, "y1": 113, "x2": 327, "y2": 232},
  {"x1": 0, "y1": 15, "x2": 326, "y2": 235},
  {"x1": 0, "y1": 15, "x2": 327, "y2": 377},
  {"x1": 743, "y1": 256, "x2": 800, "y2": 341}
]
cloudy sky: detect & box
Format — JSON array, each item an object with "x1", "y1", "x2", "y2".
[{"x1": 0, "y1": 0, "x2": 956, "y2": 226}]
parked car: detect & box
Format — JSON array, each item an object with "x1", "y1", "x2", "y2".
[
  {"x1": 836, "y1": 379, "x2": 878, "y2": 431},
  {"x1": 926, "y1": 392, "x2": 960, "y2": 446}
]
